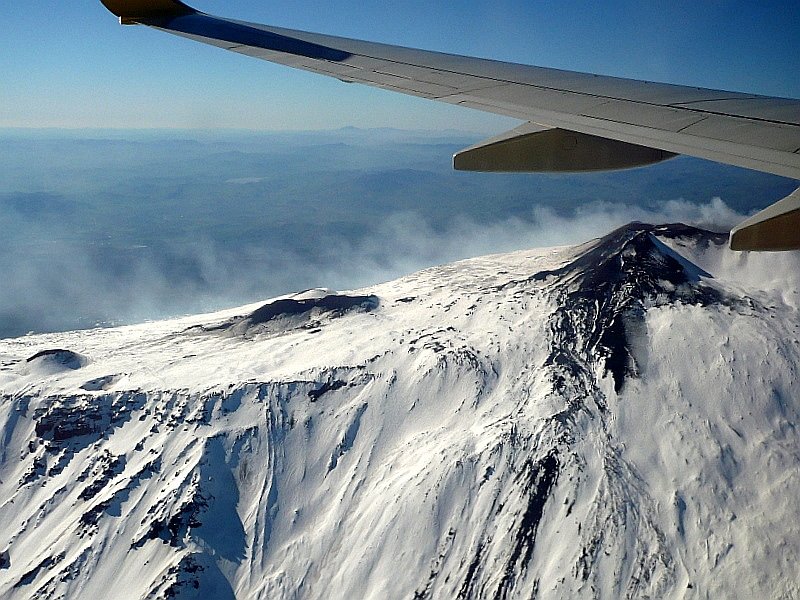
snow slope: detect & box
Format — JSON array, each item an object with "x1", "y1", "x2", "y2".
[{"x1": 0, "y1": 223, "x2": 798, "y2": 599}]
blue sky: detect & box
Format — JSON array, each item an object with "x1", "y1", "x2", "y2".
[{"x1": 1, "y1": 1, "x2": 798, "y2": 130}]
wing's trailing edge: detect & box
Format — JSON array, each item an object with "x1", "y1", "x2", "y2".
[{"x1": 99, "y1": 1, "x2": 800, "y2": 251}]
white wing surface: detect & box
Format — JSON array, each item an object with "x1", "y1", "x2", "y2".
[{"x1": 99, "y1": 0, "x2": 800, "y2": 251}]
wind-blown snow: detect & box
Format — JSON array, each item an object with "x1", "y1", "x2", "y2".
[{"x1": 0, "y1": 223, "x2": 798, "y2": 599}]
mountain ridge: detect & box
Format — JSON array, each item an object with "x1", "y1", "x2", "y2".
[{"x1": 0, "y1": 222, "x2": 798, "y2": 599}]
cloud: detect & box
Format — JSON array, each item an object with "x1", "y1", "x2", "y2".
[
  {"x1": 313, "y1": 197, "x2": 750, "y2": 281},
  {"x1": 1, "y1": 193, "x2": 794, "y2": 339}
]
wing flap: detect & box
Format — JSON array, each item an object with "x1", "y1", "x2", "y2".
[
  {"x1": 100, "y1": 0, "x2": 193, "y2": 24},
  {"x1": 454, "y1": 123, "x2": 677, "y2": 172},
  {"x1": 730, "y1": 188, "x2": 800, "y2": 251},
  {"x1": 581, "y1": 100, "x2": 708, "y2": 133}
]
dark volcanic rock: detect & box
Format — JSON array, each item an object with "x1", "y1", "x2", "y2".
[
  {"x1": 134, "y1": 495, "x2": 208, "y2": 549},
  {"x1": 80, "y1": 374, "x2": 120, "y2": 392},
  {"x1": 13, "y1": 553, "x2": 65, "y2": 589},
  {"x1": 26, "y1": 349, "x2": 86, "y2": 371},
  {"x1": 530, "y1": 223, "x2": 734, "y2": 393},
  {"x1": 158, "y1": 553, "x2": 236, "y2": 600},
  {"x1": 34, "y1": 393, "x2": 147, "y2": 448},
  {"x1": 195, "y1": 293, "x2": 380, "y2": 337},
  {"x1": 308, "y1": 379, "x2": 347, "y2": 401},
  {"x1": 248, "y1": 294, "x2": 379, "y2": 325}
]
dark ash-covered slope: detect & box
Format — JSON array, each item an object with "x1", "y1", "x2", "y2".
[{"x1": 530, "y1": 223, "x2": 732, "y2": 393}]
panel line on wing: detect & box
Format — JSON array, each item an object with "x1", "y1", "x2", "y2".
[
  {"x1": 674, "y1": 116, "x2": 710, "y2": 133},
  {"x1": 157, "y1": 13, "x2": 800, "y2": 129},
  {"x1": 671, "y1": 96, "x2": 762, "y2": 106},
  {"x1": 576, "y1": 113, "x2": 706, "y2": 133},
  {"x1": 352, "y1": 51, "x2": 800, "y2": 128}
]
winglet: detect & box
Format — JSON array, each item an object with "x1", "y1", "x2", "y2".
[
  {"x1": 100, "y1": 0, "x2": 195, "y2": 24},
  {"x1": 730, "y1": 187, "x2": 800, "y2": 251}
]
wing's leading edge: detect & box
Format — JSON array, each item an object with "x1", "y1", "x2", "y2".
[{"x1": 99, "y1": 1, "x2": 800, "y2": 251}]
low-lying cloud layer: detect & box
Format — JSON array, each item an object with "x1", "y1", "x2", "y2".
[{"x1": 0, "y1": 197, "x2": 761, "y2": 338}]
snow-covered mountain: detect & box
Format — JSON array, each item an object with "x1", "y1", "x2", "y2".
[{"x1": 1, "y1": 223, "x2": 798, "y2": 600}]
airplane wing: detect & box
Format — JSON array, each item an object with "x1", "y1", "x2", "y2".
[{"x1": 99, "y1": 0, "x2": 800, "y2": 251}]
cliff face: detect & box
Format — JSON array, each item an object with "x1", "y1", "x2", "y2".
[{"x1": 1, "y1": 224, "x2": 798, "y2": 600}]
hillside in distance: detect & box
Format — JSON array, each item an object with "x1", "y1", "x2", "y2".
[{"x1": 0, "y1": 223, "x2": 799, "y2": 599}]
